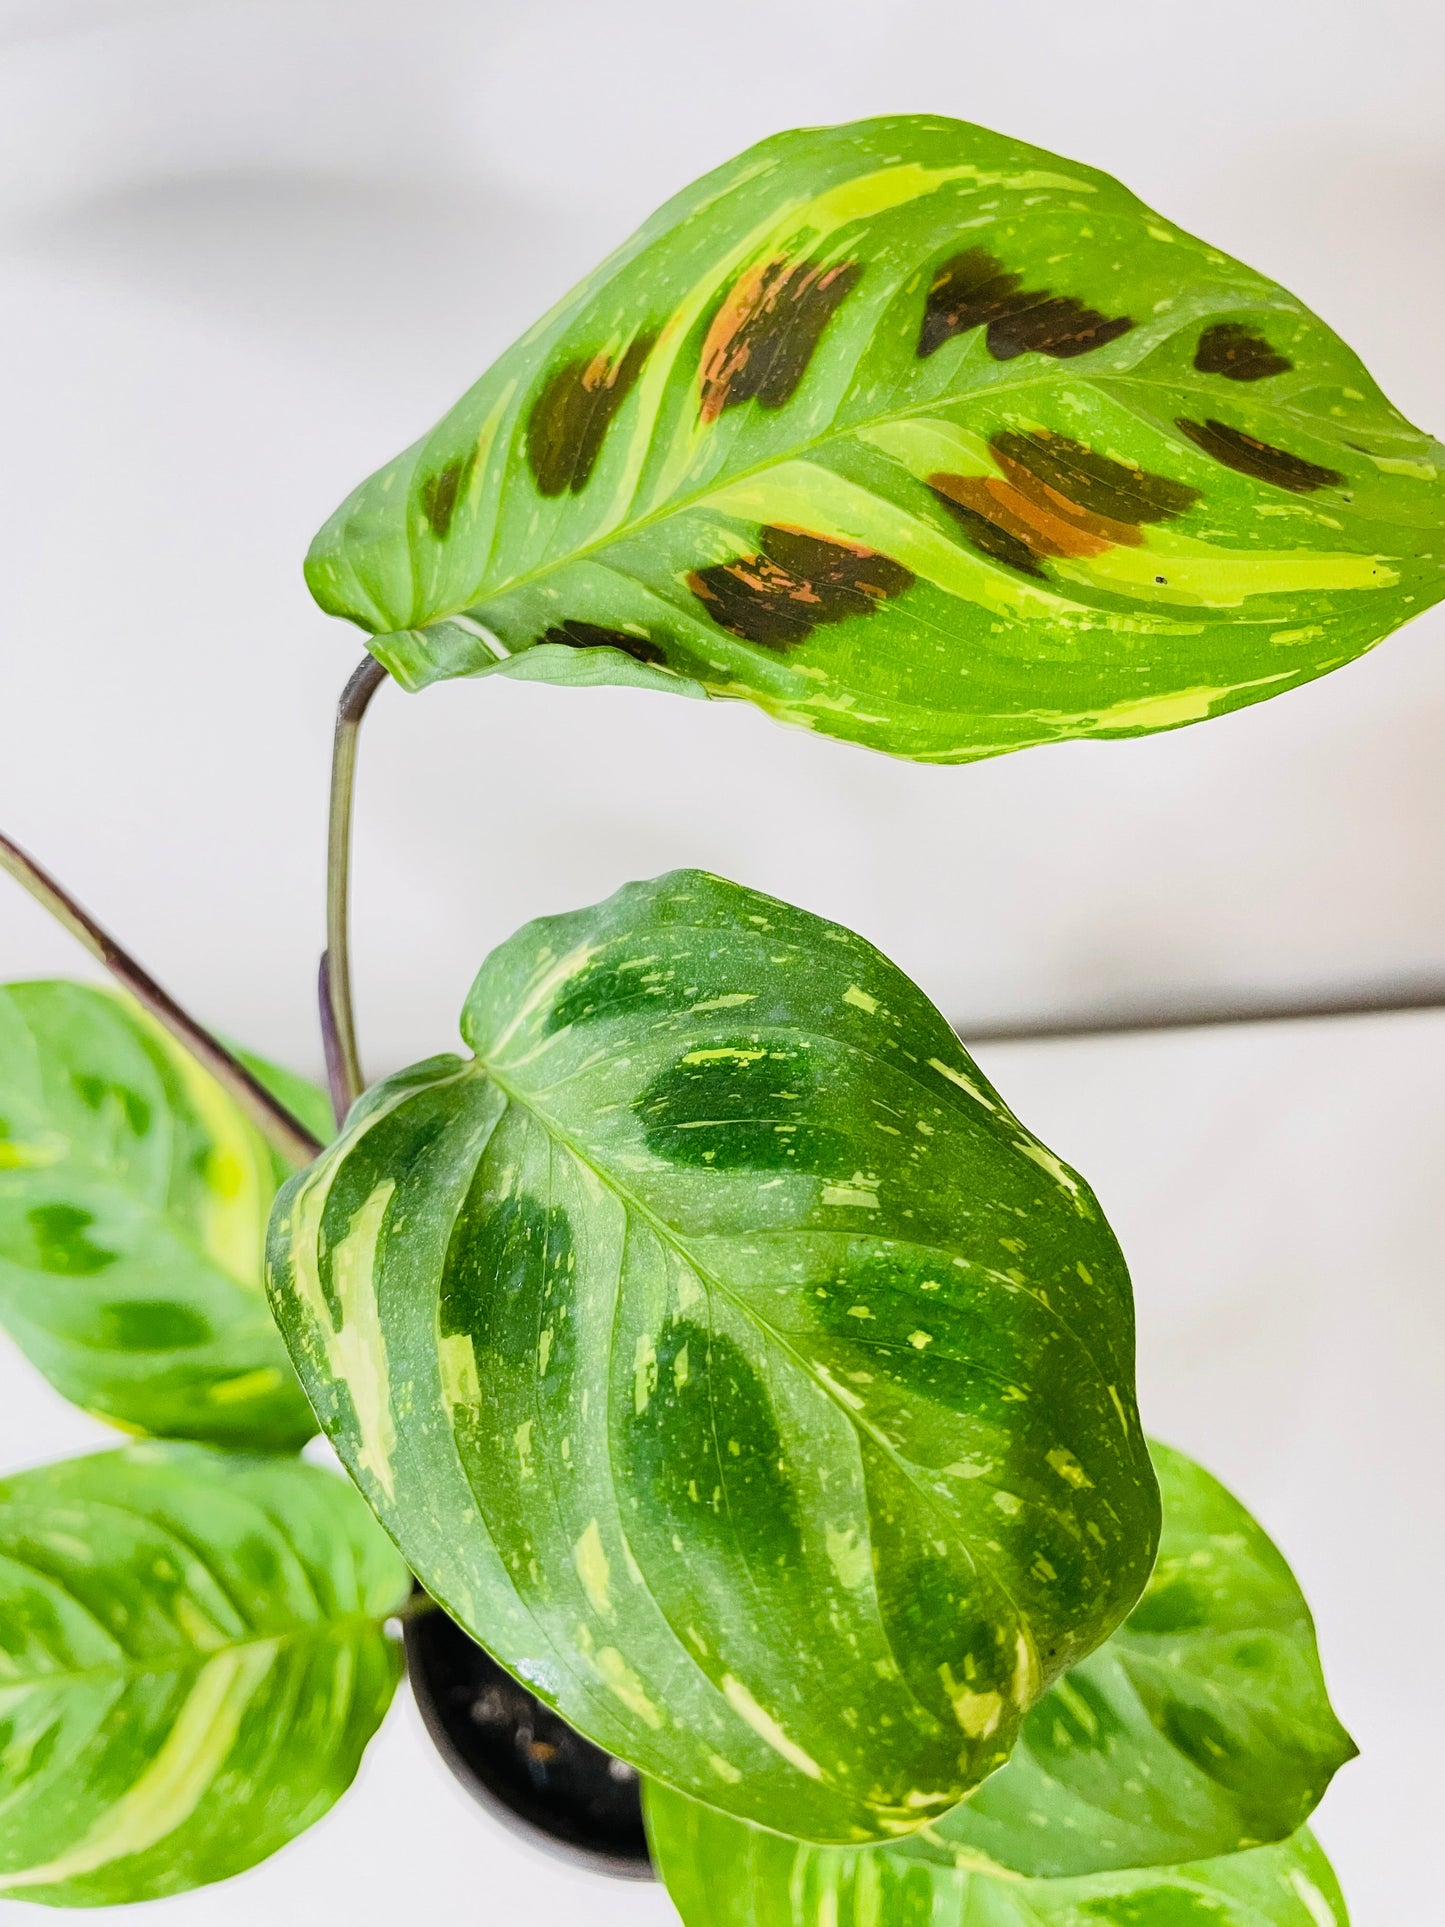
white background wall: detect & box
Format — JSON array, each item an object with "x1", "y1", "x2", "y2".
[{"x1": 1, "y1": 3, "x2": 1442, "y2": 1921}]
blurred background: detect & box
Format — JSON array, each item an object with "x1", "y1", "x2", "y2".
[{"x1": 2, "y1": 2, "x2": 1442, "y2": 1920}]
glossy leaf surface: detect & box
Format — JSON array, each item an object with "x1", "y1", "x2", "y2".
[
  {"x1": 647, "y1": 1796, "x2": 1349, "y2": 1927},
  {"x1": 0, "y1": 1443, "x2": 410, "y2": 1907},
  {"x1": 307, "y1": 114, "x2": 1445, "y2": 763},
  {"x1": 893, "y1": 1440, "x2": 1355, "y2": 1875},
  {"x1": 0, "y1": 983, "x2": 322, "y2": 1446},
  {"x1": 267, "y1": 869, "x2": 1158, "y2": 1842}
]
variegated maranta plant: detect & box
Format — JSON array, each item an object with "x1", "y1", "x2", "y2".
[{"x1": 8, "y1": 106, "x2": 1435, "y2": 1911}]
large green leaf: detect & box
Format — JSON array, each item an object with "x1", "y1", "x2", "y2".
[
  {"x1": 890, "y1": 1440, "x2": 1355, "y2": 1876},
  {"x1": 306, "y1": 114, "x2": 1444, "y2": 764},
  {"x1": 266, "y1": 868, "x2": 1158, "y2": 1843},
  {"x1": 0, "y1": 982, "x2": 321, "y2": 1447},
  {"x1": 646, "y1": 1793, "x2": 1349, "y2": 1927},
  {"x1": 0, "y1": 1442, "x2": 410, "y2": 1907}
]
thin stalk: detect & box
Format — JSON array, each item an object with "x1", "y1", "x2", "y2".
[
  {"x1": 0, "y1": 830, "x2": 323, "y2": 1166},
  {"x1": 320, "y1": 656, "x2": 387, "y2": 1126}
]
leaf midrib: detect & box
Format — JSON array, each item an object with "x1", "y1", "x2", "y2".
[
  {"x1": 475, "y1": 1051, "x2": 1042, "y2": 1656},
  {"x1": 427, "y1": 340, "x2": 1375, "y2": 625},
  {"x1": 0, "y1": 1613, "x2": 389, "y2": 1697}
]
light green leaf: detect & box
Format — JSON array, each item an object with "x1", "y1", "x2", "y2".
[
  {"x1": 266, "y1": 868, "x2": 1158, "y2": 1843},
  {"x1": 646, "y1": 1792, "x2": 1349, "y2": 1927},
  {"x1": 0, "y1": 1442, "x2": 410, "y2": 1907},
  {"x1": 306, "y1": 114, "x2": 1444, "y2": 764},
  {"x1": 896, "y1": 1440, "x2": 1355, "y2": 1876},
  {"x1": 0, "y1": 982, "x2": 320, "y2": 1447}
]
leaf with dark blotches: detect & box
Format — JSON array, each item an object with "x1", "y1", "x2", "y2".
[
  {"x1": 266, "y1": 870, "x2": 1158, "y2": 1845},
  {"x1": 0, "y1": 1444, "x2": 409, "y2": 1907},
  {"x1": 305, "y1": 115, "x2": 1445, "y2": 762},
  {"x1": 0, "y1": 981, "x2": 325, "y2": 1447}
]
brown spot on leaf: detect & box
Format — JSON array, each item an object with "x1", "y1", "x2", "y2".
[
  {"x1": 929, "y1": 429, "x2": 1199, "y2": 579},
  {"x1": 540, "y1": 619, "x2": 667, "y2": 665},
  {"x1": 688, "y1": 525, "x2": 913, "y2": 649},
  {"x1": 699, "y1": 257, "x2": 861, "y2": 423},
  {"x1": 1175, "y1": 417, "x2": 1343, "y2": 493},
  {"x1": 927, "y1": 485, "x2": 1049, "y2": 579},
  {"x1": 1194, "y1": 323, "x2": 1292, "y2": 382},
  {"x1": 993, "y1": 430, "x2": 1201, "y2": 528},
  {"x1": 918, "y1": 247, "x2": 1133, "y2": 362},
  {"x1": 526, "y1": 332, "x2": 656, "y2": 497},
  {"x1": 420, "y1": 454, "x2": 474, "y2": 538}
]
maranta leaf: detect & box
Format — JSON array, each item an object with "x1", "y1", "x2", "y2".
[
  {"x1": 306, "y1": 114, "x2": 1444, "y2": 763},
  {"x1": 0, "y1": 983, "x2": 324, "y2": 1447},
  {"x1": 0, "y1": 1444, "x2": 410, "y2": 1906},
  {"x1": 645, "y1": 1803, "x2": 1349, "y2": 1927},
  {"x1": 886, "y1": 1440, "x2": 1355, "y2": 1876},
  {"x1": 266, "y1": 869, "x2": 1158, "y2": 1843}
]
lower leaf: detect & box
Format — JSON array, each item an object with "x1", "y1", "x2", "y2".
[
  {"x1": 0, "y1": 1443, "x2": 410, "y2": 1907},
  {"x1": 645, "y1": 1794, "x2": 1348, "y2": 1927}
]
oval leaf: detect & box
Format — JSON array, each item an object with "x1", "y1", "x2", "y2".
[
  {"x1": 267, "y1": 869, "x2": 1158, "y2": 1842},
  {"x1": 894, "y1": 1440, "x2": 1355, "y2": 1876},
  {"x1": 306, "y1": 114, "x2": 1444, "y2": 764},
  {"x1": 646, "y1": 1793, "x2": 1349, "y2": 1927},
  {"x1": 0, "y1": 1442, "x2": 410, "y2": 1906},
  {"x1": 0, "y1": 982, "x2": 321, "y2": 1447}
]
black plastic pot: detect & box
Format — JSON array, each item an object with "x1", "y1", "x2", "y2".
[{"x1": 405, "y1": 1604, "x2": 655, "y2": 1880}]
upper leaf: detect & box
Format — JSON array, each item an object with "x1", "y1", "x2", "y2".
[
  {"x1": 0, "y1": 982, "x2": 321, "y2": 1447},
  {"x1": 306, "y1": 114, "x2": 1445, "y2": 764},
  {"x1": 0, "y1": 1442, "x2": 410, "y2": 1907},
  {"x1": 646, "y1": 1797, "x2": 1350, "y2": 1927},
  {"x1": 266, "y1": 868, "x2": 1158, "y2": 1843},
  {"x1": 894, "y1": 1440, "x2": 1355, "y2": 1876}
]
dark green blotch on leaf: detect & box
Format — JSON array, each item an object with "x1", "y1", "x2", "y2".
[
  {"x1": 634, "y1": 1040, "x2": 848, "y2": 1173},
  {"x1": 526, "y1": 333, "x2": 656, "y2": 497},
  {"x1": 688, "y1": 526, "x2": 913, "y2": 648},
  {"x1": 28, "y1": 1204, "x2": 117, "y2": 1276},
  {"x1": 72, "y1": 1074, "x2": 151, "y2": 1137},
  {"x1": 624, "y1": 1319, "x2": 802, "y2": 1567},
  {"x1": 543, "y1": 952, "x2": 694, "y2": 1040},
  {"x1": 918, "y1": 246, "x2": 1133, "y2": 362},
  {"x1": 440, "y1": 1189, "x2": 577, "y2": 1379},
  {"x1": 540, "y1": 619, "x2": 666, "y2": 665},
  {"x1": 993, "y1": 430, "x2": 1200, "y2": 525},
  {"x1": 1194, "y1": 322, "x2": 1292, "y2": 382},
  {"x1": 699, "y1": 257, "x2": 862, "y2": 422},
  {"x1": 95, "y1": 1301, "x2": 212, "y2": 1351},
  {"x1": 1175, "y1": 417, "x2": 1344, "y2": 492},
  {"x1": 421, "y1": 454, "x2": 475, "y2": 538}
]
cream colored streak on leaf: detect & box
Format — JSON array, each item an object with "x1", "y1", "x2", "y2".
[
  {"x1": 132, "y1": 1003, "x2": 269, "y2": 1291},
  {"x1": 721, "y1": 1674, "x2": 824, "y2": 1779},
  {"x1": 0, "y1": 1642, "x2": 278, "y2": 1892},
  {"x1": 289, "y1": 1176, "x2": 399, "y2": 1499},
  {"x1": 702, "y1": 462, "x2": 1075, "y2": 621},
  {"x1": 622, "y1": 161, "x2": 1091, "y2": 518}
]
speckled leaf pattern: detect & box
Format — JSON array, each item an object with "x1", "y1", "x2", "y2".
[
  {"x1": 266, "y1": 869, "x2": 1158, "y2": 1842},
  {"x1": 306, "y1": 114, "x2": 1445, "y2": 764},
  {"x1": 0, "y1": 1443, "x2": 410, "y2": 1907},
  {"x1": 888, "y1": 1440, "x2": 1355, "y2": 1876},
  {"x1": 646, "y1": 1798, "x2": 1349, "y2": 1927},
  {"x1": 0, "y1": 983, "x2": 323, "y2": 1447}
]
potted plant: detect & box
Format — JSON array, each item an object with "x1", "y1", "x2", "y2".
[{"x1": 3, "y1": 112, "x2": 1438, "y2": 1920}]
